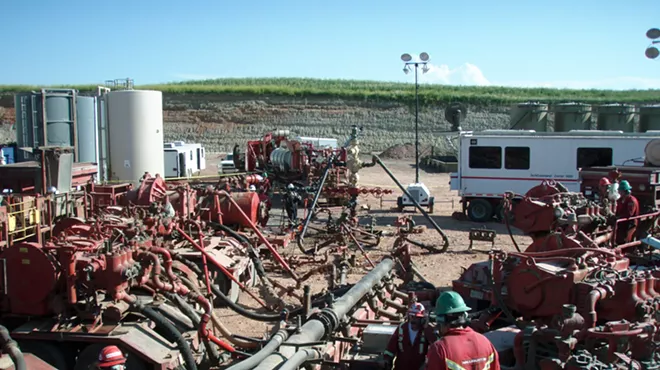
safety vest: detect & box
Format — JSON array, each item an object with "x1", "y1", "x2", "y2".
[{"x1": 397, "y1": 323, "x2": 425, "y2": 354}]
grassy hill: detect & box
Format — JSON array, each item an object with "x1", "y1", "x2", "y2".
[
  {"x1": 1, "y1": 78, "x2": 659, "y2": 153},
  {"x1": 1, "y1": 77, "x2": 659, "y2": 106}
]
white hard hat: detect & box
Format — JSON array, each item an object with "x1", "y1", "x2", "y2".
[
  {"x1": 249, "y1": 185, "x2": 256, "y2": 191},
  {"x1": 287, "y1": 183, "x2": 294, "y2": 190}
]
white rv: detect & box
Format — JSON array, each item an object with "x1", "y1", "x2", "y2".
[
  {"x1": 449, "y1": 130, "x2": 660, "y2": 222},
  {"x1": 164, "y1": 141, "x2": 206, "y2": 178}
]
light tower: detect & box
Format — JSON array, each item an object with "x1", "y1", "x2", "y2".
[
  {"x1": 396, "y1": 53, "x2": 435, "y2": 214},
  {"x1": 401, "y1": 52, "x2": 430, "y2": 184},
  {"x1": 645, "y1": 28, "x2": 660, "y2": 59}
]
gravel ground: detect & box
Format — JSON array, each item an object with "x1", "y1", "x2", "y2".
[{"x1": 208, "y1": 157, "x2": 531, "y2": 341}]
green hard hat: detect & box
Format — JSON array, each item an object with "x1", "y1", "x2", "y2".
[
  {"x1": 435, "y1": 291, "x2": 471, "y2": 317},
  {"x1": 619, "y1": 180, "x2": 632, "y2": 192}
]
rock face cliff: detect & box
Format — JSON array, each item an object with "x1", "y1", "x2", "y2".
[{"x1": 0, "y1": 93, "x2": 512, "y2": 154}]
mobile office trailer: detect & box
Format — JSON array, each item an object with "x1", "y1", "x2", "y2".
[
  {"x1": 163, "y1": 141, "x2": 205, "y2": 178},
  {"x1": 449, "y1": 130, "x2": 660, "y2": 222}
]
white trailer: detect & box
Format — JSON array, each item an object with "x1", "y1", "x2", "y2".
[
  {"x1": 296, "y1": 136, "x2": 339, "y2": 149},
  {"x1": 449, "y1": 130, "x2": 660, "y2": 222},
  {"x1": 163, "y1": 141, "x2": 206, "y2": 178}
]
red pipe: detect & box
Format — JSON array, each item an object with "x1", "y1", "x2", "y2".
[
  {"x1": 217, "y1": 190, "x2": 298, "y2": 281},
  {"x1": 189, "y1": 293, "x2": 236, "y2": 353},
  {"x1": 586, "y1": 327, "x2": 644, "y2": 338},
  {"x1": 180, "y1": 220, "x2": 212, "y2": 295},
  {"x1": 586, "y1": 288, "x2": 606, "y2": 328},
  {"x1": 511, "y1": 248, "x2": 618, "y2": 258},
  {"x1": 174, "y1": 224, "x2": 268, "y2": 308},
  {"x1": 611, "y1": 211, "x2": 660, "y2": 248},
  {"x1": 60, "y1": 247, "x2": 78, "y2": 305},
  {"x1": 141, "y1": 252, "x2": 188, "y2": 294},
  {"x1": 149, "y1": 246, "x2": 178, "y2": 283},
  {"x1": 614, "y1": 240, "x2": 643, "y2": 252}
]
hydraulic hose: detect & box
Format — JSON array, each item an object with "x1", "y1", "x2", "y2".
[
  {"x1": 208, "y1": 222, "x2": 282, "y2": 306},
  {"x1": 174, "y1": 254, "x2": 284, "y2": 322},
  {"x1": 0, "y1": 325, "x2": 26, "y2": 370},
  {"x1": 224, "y1": 329, "x2": 289, "y2": 370},
  {"x1": 209, "y1": 222, "x2": 251, "y2": 245},
  {"x1": 279, "y1": 348, "x2": 322, "y2": 370},
  {"x1": 163, "y1": 292, "x2": 220, "y2": 364},
  {"x1": 129, "y1": 300, "x2": 198, "y2": 370}
]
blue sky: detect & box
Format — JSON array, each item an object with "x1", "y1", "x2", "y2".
[{"x1": 2, "y1": 0, "x2": 659, "y2": 90}]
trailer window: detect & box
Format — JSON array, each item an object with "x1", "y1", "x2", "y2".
[
  {"x1": 469, "y1": 146, "x2": 502, "y2": 169},
  {"x1": 505, "y1": 147, "x2": 530, "y2": 170},
  {"x1": 577, "y1": 148, "x2": 612, "y2": 169}
]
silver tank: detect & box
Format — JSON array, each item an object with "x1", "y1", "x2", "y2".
[
  {"x1": 270, "y1": 147, "x2": 293, "y2": 171},
  {"x1": 75, "y1": 96, "x2": 98, "y2": 163}
]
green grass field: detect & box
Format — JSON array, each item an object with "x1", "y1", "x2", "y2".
[{"x1": 1, "y1": 77, "x2": 659, "y2": 105}]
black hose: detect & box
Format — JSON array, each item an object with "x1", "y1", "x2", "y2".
[
  {"x1": 0, "y1": 326, "x2": 26, "y2": 370},
  {"x1": 163, "y1": 292, "x2": 220, "y2": 364},
  {"x1": 209, "y1": 222, "x2": 274, "y2": 291},
  {"x1": 209, "y1": 222, "x2": 251, "y2": 245},
  {"x1": 174, "y1": 253, "x2": 285, "y2": 321},
  {"x1": 131, "y1": 300, "x2": 198, "y2": 370}
]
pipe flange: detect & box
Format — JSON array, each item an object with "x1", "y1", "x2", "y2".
[{"x1": 310, "y1": 308, "x2": 340, "y2": 338}]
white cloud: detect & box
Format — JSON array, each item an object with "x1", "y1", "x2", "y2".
[{"x1": 421, "y1": 63, "x2": 491, "y2": 86}]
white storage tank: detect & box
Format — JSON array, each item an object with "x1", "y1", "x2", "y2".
[{"x1": 106, "y1": 90, "x2": 164, "y2": 183}]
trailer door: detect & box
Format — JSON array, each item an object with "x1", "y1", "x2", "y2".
[{"x1": 164, "y1": 150, "x2": 179, "y2": 178}]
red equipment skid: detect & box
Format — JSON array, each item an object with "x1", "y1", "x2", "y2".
[{"x1": 451, "y1": 167, "x2": 660, "y2": 369}]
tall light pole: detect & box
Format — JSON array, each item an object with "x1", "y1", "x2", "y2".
[
  {"x1": 401, "y1": 52, "x2": 430, "y2": 184},
  {"x1": 645, "y1": 28, "x2": 660, "y2": 59}
]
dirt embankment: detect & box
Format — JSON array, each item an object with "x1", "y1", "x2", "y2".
[{"x1": 0, "y1": 93, "x2": 511, "y2": 153}]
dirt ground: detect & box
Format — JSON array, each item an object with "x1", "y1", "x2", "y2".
[{"x1": 205, "y1": 155, "x2": 531, "y2": 340}]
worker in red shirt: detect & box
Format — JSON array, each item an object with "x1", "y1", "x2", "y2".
[
  {"x1": 425, "y1": 291, "x2": 500, "y2": 370},
  {"x1": 615, "y1": 180, "x2": 639, "y2": 244},
  {"x1": 384, "y1": 302, "x2": 436, "y2": 370}
]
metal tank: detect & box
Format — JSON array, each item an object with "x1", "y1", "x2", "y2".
[
  {"x1": 639, "y1": 104, "x2": 660, "y2": 132},
  {"x1": 75, "y1": 96, "x2": 98, "y2": 163},
  {"x1": 14, "y1": 89, "x2": 77, "y2": 162},
  {"x1": 270, "y1": 146, "x2": 293, "y2": 171},
  {"x1": 219, "y1": 192, "x2": 260, "y2": 227},
  {"x1": 595, "y1": 103, "x2": 636, "y2": 132},
  {"x1": 106, "y1": 90, "x2": 164, "y2": 183},
  {"x1": 552, "y1": 102, "x2": 592, "y2": 132},
  {"x1": 509, "y1": 102, "x2": 549, "y2": 131}
]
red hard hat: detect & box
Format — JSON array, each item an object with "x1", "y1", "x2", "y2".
[
  {"x1": 408, "y1": 302, "x2": 426, "y2": 318},
  {"x1": 599, "y1": 177, "x2": 611, "y2": 187},
  {"x1": 98, "y1": 345, "x2": 126, "y2": 368}
]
